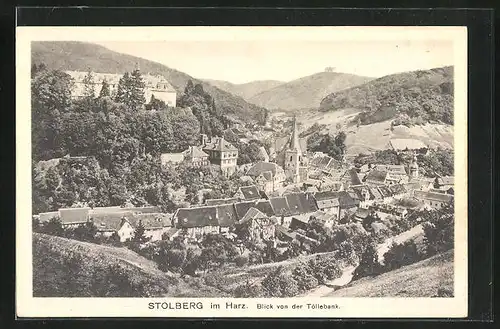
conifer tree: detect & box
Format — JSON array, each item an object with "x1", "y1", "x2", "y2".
[
  {"x1": 82, "y1": 70, "x2": 96, "y2": 99},
  {"x1": 115, "y1": 70, "x2": 146, "y2": 110},
  {"x1": 99, "y1": 79, "x2": 110, "y2": 98}
]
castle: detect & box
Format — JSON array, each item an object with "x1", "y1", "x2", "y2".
[{"x1": 65, "y1": 70, "x2": 177, "y2": 107}]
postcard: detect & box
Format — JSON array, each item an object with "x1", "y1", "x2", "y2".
[{"x1": 16, "y1": 26, "x2": 467, "y2": 318}]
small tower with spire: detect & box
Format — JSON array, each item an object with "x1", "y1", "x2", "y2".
[
  {"x1": 409, "y1": 151, "x2": 419, "y2": 179},
  {"x1": 284, "y1": 115, "x2": 302, "y2": 183}
]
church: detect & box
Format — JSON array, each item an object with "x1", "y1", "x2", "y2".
[{"x1": 277, "y1": 116, "x2": 308, "y2": 184}]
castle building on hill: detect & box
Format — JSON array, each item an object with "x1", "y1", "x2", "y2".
[{"x1": 64, "y1": 70, "x2": 177, "y2": 107}]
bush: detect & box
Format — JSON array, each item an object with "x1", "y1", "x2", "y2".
[
  {"x1": 233, "y1": 281, "x2": 263, "y2": 297},
  {"x1": 308, "y1": 257, "x2": 343, "y2": 284},
  {"x1": 352, "y1": 243, "x2": 383, "y2": 281},
  {"x1": 422, "y1": 203, "x2": 454, "y2": 256},
  {"x1": 261, "y1": 266, "x2": 299, "y2": 297},
  {"x1": 291, "y1": 263, "x2": 319, "y2": 292},
  {"x1": 383, "y1": 240, "x2": 422, "y2": 271},
  {"x1": 234, "y1": 254, "x2": 249, "y2": 267}
]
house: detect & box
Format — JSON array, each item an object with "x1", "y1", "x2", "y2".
[
  {"x1": 58, "y1": 207, "x2": 90, "y2": 228},
  {"x1": 237, "y1": 207, "x2": 276, "y2": 242},
  {"x1": 201, "y1": 135, "x2": 239, "y2": 177},
  {"x1": 128, "y1": 213, "x2": 173, "y2": 241},
  {"x1": 284, "y1": 192, "x2": 318, "y2": 218},
  {"x1": 269, "y1": 196, "x2": 293, "y2": 225},
  {"x1": 313, "y1": 191, "x2": 340, "y2": 219},
  {"x1": 182, "y1": 146, "x2": 209, "y2": 167},
  {"x1": 377, "y1": 185, "x2": 394, "y2": 203},
  {"x1": 289, "y1": 217, "x2": 309, "y2": 232},
  {"x1": 234, "y1": 185, "x2": 261, "y2": 201},
  {"x1": 353, "y1": 208, "x2": 372, "y2": 223},
  {"x1": 258, "y1": 146, "x2": 270, "y2": 162},
  {"x1": 340, "y1": 168, "x2": 363, "y2": 187},
  {"x1": 368, "y1": 203, "x2": 408, "y2": 218},
  {"x1": 405, "y1": 177, "x2": 435, "y2": 192},
  {"x1": 373, "y1": 164, "x2": 409, "y2": 184},
  {"x1": 274, "y1": 224, "x2": 296, "y2": 241},
  {"x1": 413, "y1": 190, "x2": 454, "y2": 209},
  {"x1": 160, "y1": 152, "x2": 185, "y2": 166},
  {"x1": 173, "y1": 206, "x2": 220, "y2": 240},
  {"x1": 65, "y1": 70, "x2": 177, "y2": 107},
  {"x1": 349, "y1": 185, "x2": 374, "y2": 208},
  {"x1": 38, "y1": 211, "x2": 59, "y2": 223},
  {"x1": 254, "y1": 200, "x2": 275, "y2": 217},
  {"x1": 388, "y1": 184, "x2": 408, "y2": 199},
  {"x1": 246, "y1": 161, "x2": 286, "y2": 193},
  {"x1": 234, "y1": 201, "x2": 258, "y2": 220},
  {"x1": 308, "y1": 210, "x2": 336, "y2": 228},
  {"x1": 215, "y1": 204, "x2": 238, "y2": 233},
  {"x1": 387, "y1": 139, "x2": 427, "y2": 152}
]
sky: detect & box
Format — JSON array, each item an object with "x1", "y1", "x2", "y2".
[{"x1": 95, "y1": 38, "x2": 454, "y2": 84}]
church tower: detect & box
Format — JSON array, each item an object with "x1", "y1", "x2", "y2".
[
  {"x1": 409, "y1": 151, "x2": 419, "y2": 179},
  {"x1": 284, "y1": 115, "x2": 302, "y2": 183}
]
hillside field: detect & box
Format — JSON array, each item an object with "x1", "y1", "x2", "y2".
[{"x1": 326, "y1": 250, "x2": 454, "y2": 297}]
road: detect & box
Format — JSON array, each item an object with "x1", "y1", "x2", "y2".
[{"x1": 301, "y1": 224, "x2": 424, "y2": 297}]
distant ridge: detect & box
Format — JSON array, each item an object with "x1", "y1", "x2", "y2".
[
  {"x1": 204, "y1": 79, "x2": 285, "y2": 101},
  {"x1": 248, "y1": 71, "x2": 373, "y2": 111},
  {"x1": 31, "y1": 41, "x2": 268, "y2": 123}
]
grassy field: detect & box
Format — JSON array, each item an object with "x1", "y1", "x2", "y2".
[
  {"x1": 297, "y1": 109, "x2": 454, "y2": 155},
  {"x1": 33, "y1": 233, "x2": 225, "y2": 297},
  {"x1": 325, "y1": 250, "x2": 454, "y2": 297}
]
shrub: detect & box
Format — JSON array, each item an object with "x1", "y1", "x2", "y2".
[
  {"x1": 234, "y1": 254, "x2": 249, "y2": 267},
  {"x1": 261, "y1": 266, "x2": 299, "y2": 297},
  {"x1": 352, "y1": 243, "x2": 383, "y2": 281},
  {"x1": 422, "y1": 203, "x2": 454, "y2": 256},
  {"x1": 383, "y1": 240, "x2": 422, "y2": 271},
  {"x1": 308, "y1": 257, "x2": 343, "y2": 284},
  {"x1": 233, "y1": 281, "x2": 263, "y2": 298},
  {"x1": 291, "y1": 263, "x2": 319, "y2": 292}
]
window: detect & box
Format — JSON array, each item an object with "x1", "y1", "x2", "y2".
[{"x1": 290, "y1": 156, "x2": 293, "y2": 161}]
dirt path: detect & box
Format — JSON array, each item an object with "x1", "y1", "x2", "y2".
[{"x1": 301, "y1": 225, "x2": 424, "y2": 297}]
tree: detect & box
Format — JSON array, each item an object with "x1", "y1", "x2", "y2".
[
  {"x1": 131, "y1": 220, "x2": 150, "y2": 244},
  {"x1": 40, "y1": 217, "x2": 65, "y2": 236},
  {"x1": 261, "y1": 266, "x2": 299, "y2": 297},
  {"x1": 383, "y1": 240, "x2": 421, "y2": 271},
  {"x1": 115, "y1": 70, "x2": 146, "y2": 111},
  {"x1": 99, "y1": 79, "x2": 111, "y2": 98},
  {"x1": 234, "y1": 280, "x2": 263, "y2": 297},
  {"x1": 292, "y1": 263, "x2": 319, "y2": 292},
  {"x1": 422, "y1": 202, "x2": 454, "y2": 256},
  {"x1": 352, "y1": 242, "x2": 382, "y2": 280},
  {"x1": 82, "y1": 70, "x2": 96, "y2": 99}
]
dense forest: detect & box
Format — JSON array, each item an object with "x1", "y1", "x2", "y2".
[
  {"x1": 320, "y1": 66, "x2": 454, "y2": 126},
  {"x1": 31, "y1": 65, "x2": 246, "y2": 213}
]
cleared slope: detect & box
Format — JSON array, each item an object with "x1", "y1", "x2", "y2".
[
  {"x1": 326, "y1": 250, "x2": 454, "y2": 297},
  {"x1": 204, "y1": 79, "x2": 284, "y2": 100},
  {"x1": 31, "y1": 41, "x2": 268, "y2": 123},
  {"x1": 33, "y1": 233, "x2": 224, "y2": 297},
  {"x1": 249, "y1": 72, "x2": 373, "y2": 110}
]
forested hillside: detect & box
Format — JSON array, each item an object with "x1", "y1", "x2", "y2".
[
  {"x1": 204, "y1": 79, "x2": 284, "y2": 100},
  {"x1": 31, "y1": 41, "x2": 268, "y2": 124},
  {"x1": 319, "y1": 66, "x2": 454, "y2": 125}
]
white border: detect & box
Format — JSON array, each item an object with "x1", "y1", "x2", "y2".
[{"x1": 16, "y1": 26, "x2": 468, "y2": 318}]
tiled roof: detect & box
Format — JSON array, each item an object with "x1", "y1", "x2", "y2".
[
  {"x1": 247, "y1": 161, "x2": 281, "y2": 178},
  {"x1": 365, "y1": 170, "x2": 388, "y2": 183},
  {"x1": 389, "y1": 138, "x2": 427, "y2": 151},
  {"x1": 234, "y1": 201, "x2": 257, "y2": 220},
  {"x1": 377, "y1": 186, "x2": 392, "y2": 198},
  {"x1": 203, "y1": 137, "x2": 237, "y2": 152},
  {"x1": 238, "y1": 185, "x2": 261, "y2": 200},
  {"x1": 436, "y1": 176, "x2": 454, "y2": 186},
  {"x1": 216, "y1": 204, "x2": 238, "y2": 227},
  {"x1": 183, "y1": 146, "x2": 208, "y2": 159},
  {"x1": 368, "y1": 186, "x2": 384, "y2": 200},
  {"x1": 289, "y1": 217, "x2": 309, "y2": 231},
  {"x1": 205, "y1": 197, "x2": 239, "y2": 206},
  {"x1": 59, "y1": 207, "x2": 90, "y2": 225},
  {"x1": 239, "y1": 207, "x2": 267, "y2": 224},
  {"x1": 161, "y1": 153, "x2": 184, "y2": 165},
  {"x1": 175, "y1": 206, "x2": 218, "y2": 228},
  {"x1": 355, "y1": 208, "x2": 371, "y2": 219},
  {"x1": 316, "y1": 198, "x2": 340, "y2": 209},
  {"x1": 254, "y1": 200, "x2": 275, "y2": 217},
  {"x1": 414, "y1": 190, "x2": 454, "y2": 203},
  {"x1": 38, "y1": 211, "x2": 59, "y2": 222},
  {"x1": 91, "y1": 211, "x2": 135, "y2": 231},
  {"x1": 373, "y1": 164, "x2": 407, "y2": 175},
  {"x1": 269, "y1": 197, "x2": 292, "y2": 217},
  {"x1": 127, "y1": 213, "x2": 173, "y2": 229}
]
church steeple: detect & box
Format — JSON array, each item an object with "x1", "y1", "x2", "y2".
[
  {"x1": 409, "y1": 151, "x2": 419, "y2": 179},
  {"x1": 288, "y1": 115, "x2": 301, "y2": 152}
]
